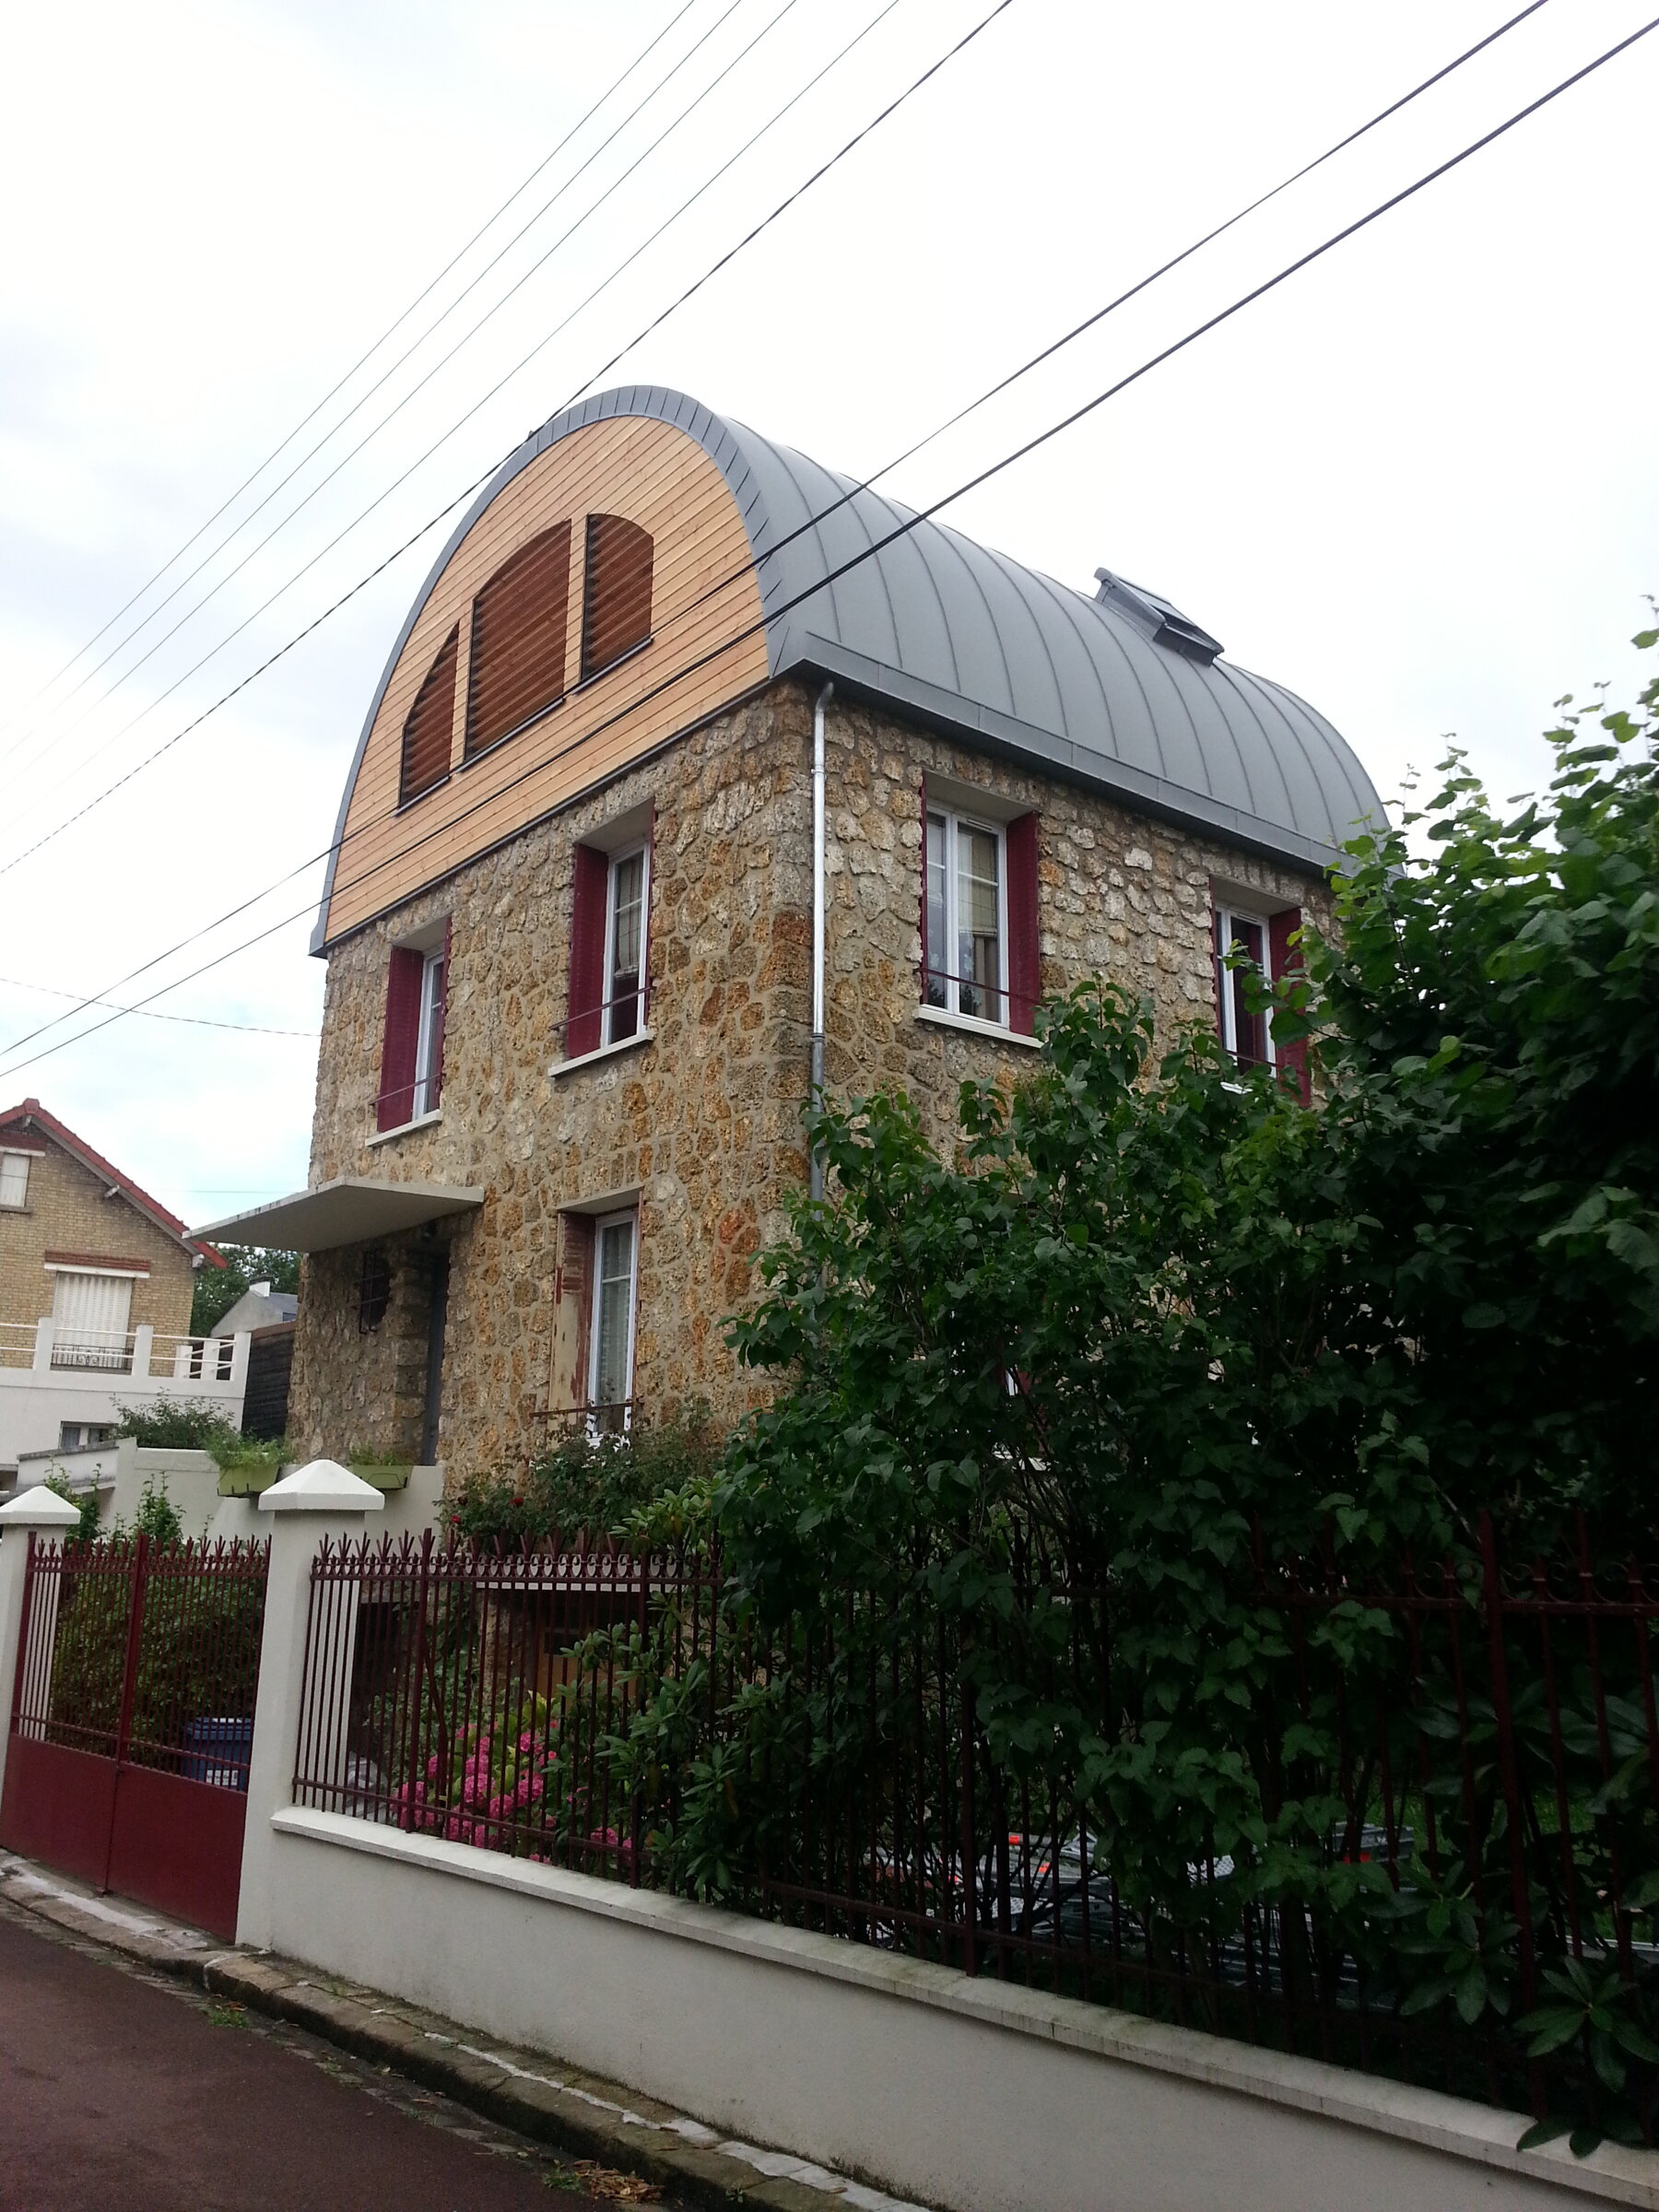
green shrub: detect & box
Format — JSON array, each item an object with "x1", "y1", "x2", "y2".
[
  {"x1": 451, "y1": 1410, "x2": 719, "y2": 1548},
  {"x1": 113, "y1": 1399, "x2": 242, "y2": 1454}
]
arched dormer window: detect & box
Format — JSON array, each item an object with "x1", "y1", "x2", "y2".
[
  {"x1": 465, "y1": 522, "x2": 571, "y2": 758},
  {"x1": 398, "y1": 625, "x2": 459, "y2": 806},
  {"x1": 580, "y1": 514, "x2": 653, "y2": 682}
]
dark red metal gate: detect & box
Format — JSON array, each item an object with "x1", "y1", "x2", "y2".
[{"x1": 0, "y1": 1530, "x2": 269, "y2": 1941}]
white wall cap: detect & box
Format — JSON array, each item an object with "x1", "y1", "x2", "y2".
[
  {"x1": 0, "y1": 1488, "x2": 83, "y2": 1528},
  {"x1": 259, "y1": 1458, "x2": 385, "y2": 1513}
]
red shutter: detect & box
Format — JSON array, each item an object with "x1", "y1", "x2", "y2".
[
  {"x1": 918, "y1": 776, "x2": 929, "y2": 1004},
  {"x1": 428, "y1": 920, "x2": 451, "y2": 1110},
  {"x1": 378, "y1": 947, "x2": 424, "y2": 1131},
  {"x1": 1268, "y1": 905, "x2": 1310, "y2": 1104},
  {"x1": 643, "y1": 802, "x2": 656, "y2": 1028},
  {"x1": 1006, "y1": 812, "x2": 1040, "y2": 1035},
  {"x1": 568, "y1": 844, "x2": 609, "y2": 1057}
]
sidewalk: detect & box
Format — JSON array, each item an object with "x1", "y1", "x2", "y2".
[{"x1": 0, "y1": 1852, "x2": 930, "y2": 2212}]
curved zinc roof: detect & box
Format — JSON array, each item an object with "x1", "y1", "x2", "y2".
[{"x1": 324, "y1": 387, "x2": 1382, "y2": 939}]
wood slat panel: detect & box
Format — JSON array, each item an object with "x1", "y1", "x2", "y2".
[{"x1": 323, "y1": 417, "x2": 768, "y2": 943}]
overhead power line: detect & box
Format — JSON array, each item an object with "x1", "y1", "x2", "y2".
[
  {"x1": 0, "y1": 0, "x2": 709, "y2": 748},
  {"x1": 0, "y1": 0, "x2": 1014, "y2": 879},
  {"x1": 0, "y1": 0, "x2": 813, "y2": 798},
  {"x1": 0, "y1": 972, "x2": 315, "y2": 1037},
  {"x1": 1, "y1": 7, "x2": 1647, "y2": 1097}
]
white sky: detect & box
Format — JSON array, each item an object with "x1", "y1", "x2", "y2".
[{"x1": 1, "y1": 0, "x2": 1653, "y2": 1240}]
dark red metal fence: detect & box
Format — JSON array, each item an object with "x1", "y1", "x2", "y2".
[
  {"x1": 291, "y1": 1521, "x2": 1659, "y2": 2136},
  {"x1": 2, "y1": 1531, "x2": 269, "y2": 1939}
]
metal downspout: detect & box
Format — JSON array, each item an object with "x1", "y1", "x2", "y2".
[{"x1": 809, "y1": 680, "x2": 833, "y2": 1202}]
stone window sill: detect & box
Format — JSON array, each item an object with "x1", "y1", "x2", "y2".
[
  {"x1": 549, "y1": 1029, "x2": 654, "y2": 1081},
  {"x1": 367, "y1": 1109, "x2": 443, "y2": 1148},
  {"x1": 913, "y1": 1006, "x2": 1041, "y2": 1051}
]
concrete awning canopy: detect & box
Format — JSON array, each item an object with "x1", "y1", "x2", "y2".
[{"x1": 192, "y1": 1177, "x2": 484, "y2": 1253}]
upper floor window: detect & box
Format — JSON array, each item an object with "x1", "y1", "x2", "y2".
[
  {"x1": 925, "y1": 808, "x2": 1006, "y2": 1025},
  {"x1": 465, "y1": 523, "x2": 571, "y2": 758},
  {"x1": 377, "y1": 925, "x2": 448, "y2": 1133},
  {"x1": 1214, "y1": 905, "x2": 1272, "y2": 1070},
  {"x1": 0, "y1": 1150, "x2": 29, "y2": 1207},
  {"x1": 919, "y1": 782, "x2": 1040, "y2": 1037},
  {"x1": 1213, "y1": 898, "x2": 1310, "y2": 1100},
  {"x1": 580, "y1": 514, "x2": 653, "y2": 681},
  {"x1": 603, "y1": 846, "x2": 648, "y2": 1046},
  {"x1": 565, "y1": 820, "x2": 653, "y2": 1061},
  {"x1": 398, "y1": 626, "x2": 459, "y2": 806}
]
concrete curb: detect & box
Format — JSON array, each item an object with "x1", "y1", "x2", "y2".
[{"x1": 0, "y1": 1857, "x2": 924, "y2": 2212}]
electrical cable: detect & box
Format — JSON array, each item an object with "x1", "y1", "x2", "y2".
[
  {"x1": 1, "y1": 9, "x2": 1646, "y2": 1092},
  {"x1": 0, "y1": 0, "x2": 1012, "y2": 877},
  {"x1": 0, "y1": 973, "x2": 313, "y2": 1037},
  {"x1": 0, "y1": 0, "x2": 710, "y2": 748},
  {"x1": 0, "y1": 0, "x2": 808, "y2": 796}
]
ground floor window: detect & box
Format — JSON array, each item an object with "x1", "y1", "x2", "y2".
[{"x1": 588, "y1": 1211, "x2": 637, "y2": 1432}]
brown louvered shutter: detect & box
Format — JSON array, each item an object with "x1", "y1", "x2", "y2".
[
  {"x1": 1268, "y1": 905, "x2": 1310, "y2": 1104},
  {"x1": 465, "y1": 524, "x2": 571, "y2": 756},
  {"x1": 580, "y1": 514, "x2": 653, "y2": 680},
  {"x1": 1006, "y1": 812, "x2": 1040, "y2": 1035},
  {"x1": 398, "y1": 627, "x2": 458, "y2": 806},
  {"x1": 567, "y1": 843, "x2": 609, "y2": 1058}
]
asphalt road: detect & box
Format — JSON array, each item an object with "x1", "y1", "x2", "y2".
[{"x1": 0, "y1": 1909, "x2": 653, "y2": 2210}]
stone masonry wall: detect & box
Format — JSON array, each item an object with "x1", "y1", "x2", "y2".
[
  {"x1": 289, "y1": 679, "x2": 1334, "y2": 1480},
  {"x1": 818, "y1": 693, "x2": 1334, "y2": 1147},
  {"x1": 289, "y1": 688, "x2": 816, "y2": 1477}
]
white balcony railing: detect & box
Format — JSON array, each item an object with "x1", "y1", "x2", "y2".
[{"x1": 0, "y1": 1319, "x2": 250, "y2": 1394}]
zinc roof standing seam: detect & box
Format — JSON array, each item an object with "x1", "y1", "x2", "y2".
[{"x1": 312, "y1": 386, "x2": 1382, "y2": 951}]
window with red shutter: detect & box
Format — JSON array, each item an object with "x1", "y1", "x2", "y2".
[
  {"x1": 566, "y1": 843, "x2": 609, "y2": 1058},
  {"x1": 580, "y1": 514, "x2": 653, "y2": 681},
  {"x1": 377, "y1": 947, "x2": 425, "y2": 1130},
  {"x1": 1006, "y1": 812, "x2": 1040, "y2": 1036},
  {"x1": 919, "y1": 794, "x2": 1037, "y2": 1033},
  {"x1": 465, "y1": 524, "x2": 571, "y2": 757},
  {"x1": 398, "y1": 627, "x2": 458, "y2": 806},
  {"x1": 1213, "y1": 905, "x2": 1271, "y2": 1071}
]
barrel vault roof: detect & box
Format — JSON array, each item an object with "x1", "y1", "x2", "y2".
[{"x1": 318, "y1": 386, "x2": 1381, "y2": 946}]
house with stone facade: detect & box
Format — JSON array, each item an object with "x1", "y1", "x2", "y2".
[{"x1": 196, "y1": 386, "x2": 1382, "y2": 1485}]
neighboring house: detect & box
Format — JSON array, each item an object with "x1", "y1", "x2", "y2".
[
  {"x1": 0, "y1": 1098, "x2": 248, "y2": 1483},
  {"x1": 210, "y1": 1281, "x2": 299, "y2": 1336},
  {"x1": 197, "y1": 386, "x2": 1382, "y2": 1481}
]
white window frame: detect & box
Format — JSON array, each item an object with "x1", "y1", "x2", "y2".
[
  {"x1": 924, "y1": 807, "x2": 1008, "y2": 1029},
  {"x1": 412, "y1": 946, "x2": 446, "y2": 1118},
  {"x1": 586, "y1": 1209, "x2": 638, "y2": 1434},
  {"x1": 1214, "y1": 903, "x2": 1275, "y2": 1071},
  {"x1": 601, "y1": 842, "x2": 650, "y2": 1048},
  {"x1": 0, "y1": 1151, "x2": 29, "y2": 1208}
]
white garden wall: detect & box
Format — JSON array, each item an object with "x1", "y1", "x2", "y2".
[{"x1": 251, "y1": 1806, "x2": 1652, "y2": 2212}]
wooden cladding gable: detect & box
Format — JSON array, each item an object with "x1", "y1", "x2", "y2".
[
  {"x1": 466, "y1": 522, "x2": 571, "y2": 758},
  {"x1": 324, "y1": 416, "x2": 769, "y2": 947},
  {"x1": 398, "y1": 625, "x2": 459, "y2": 806},
  {"x1": 581, "y1": 513, "x2": 653, "y2": 681}
]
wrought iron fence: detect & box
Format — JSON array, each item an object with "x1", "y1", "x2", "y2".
[
  {"x1": 14, "y1": 1531, "x2": 270, "y2": 1785},
  {"x1": 290, "y1": 1519, "x2": 1659, "y2": 2136}
]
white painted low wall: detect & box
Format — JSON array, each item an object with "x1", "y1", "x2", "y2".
[{"x1": 252, "y1": 1807, "x2": 1653, "y2": 2212}]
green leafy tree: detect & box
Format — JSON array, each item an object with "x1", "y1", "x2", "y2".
[{"x1": 603, "y1": 629, "x2": 1659, "y2": 2140}]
